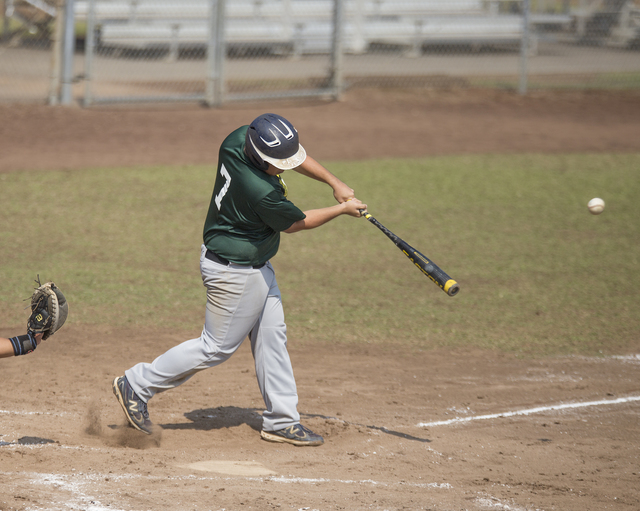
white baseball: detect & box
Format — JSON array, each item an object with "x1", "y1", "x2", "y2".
[{"x1": 588, "y1": 198, "x2": 605, "y2": 215}]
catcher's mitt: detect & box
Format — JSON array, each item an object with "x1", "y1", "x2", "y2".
[{"x1": 28, "y1": 279, "x2": 69, "y2": 340}]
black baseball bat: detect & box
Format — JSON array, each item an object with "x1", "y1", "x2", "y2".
[{"x1": 360, "y1": 211, "x2": 460, "y2": 297}]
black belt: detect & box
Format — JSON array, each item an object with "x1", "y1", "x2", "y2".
[{"x1": 205, "y1": 249, "x2": 265, "y2": 269}]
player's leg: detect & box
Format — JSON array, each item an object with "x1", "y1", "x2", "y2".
[
  {"x1": 126, "y1": 262, "x2": 270, "y2": 400},
  {"x1": 250, "y1": 265, "x2": 323, "y2": 446},
  {"x1": 115, "y1": 246, "x2": 270, "y2": 432},
  {"x1": 250, "y1": 267, "x2": 299, "y2": 430}
]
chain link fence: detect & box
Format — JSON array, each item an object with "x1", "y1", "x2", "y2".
[{"x1": 1, "y1": 0, "x2": 639, "y2": 105}]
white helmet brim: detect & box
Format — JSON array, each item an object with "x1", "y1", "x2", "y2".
[{"x1": 249, "y1": 137, "x2": 307, "y2": 170}]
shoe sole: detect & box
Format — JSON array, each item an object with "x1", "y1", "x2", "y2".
[
  {"x1": 112, "y1": 377, "x2": 152, "y2": 435},
  {"x1": 260, "y1": 429, "x2": 323, "y2": 446}
]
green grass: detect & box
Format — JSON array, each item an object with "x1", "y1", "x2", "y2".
[{"x1": 1, "y1": 154, "x2": 639, "y2": 356}]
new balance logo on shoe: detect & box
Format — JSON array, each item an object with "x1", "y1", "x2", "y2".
[{"x1": 112, "y1": 376, "x2": 153, "y2": 435}]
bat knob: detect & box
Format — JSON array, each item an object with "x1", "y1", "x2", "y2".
[{"x1": 446, "y1": 282, "x2": 460, "y2": 297}]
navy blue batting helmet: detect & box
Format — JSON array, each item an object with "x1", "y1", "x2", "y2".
[{"x1": 245, "y1": 113, "x2": 307, "y2": 170}]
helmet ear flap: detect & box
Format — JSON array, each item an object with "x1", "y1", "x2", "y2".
[{"x1": 244, "y1": 127, "x2": 269, "y2": 171}]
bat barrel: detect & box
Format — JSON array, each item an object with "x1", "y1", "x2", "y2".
[
  {"x1": 362, "y1": 211, "x2": 460, "y2": 297},
  {"x1": 411, "y1": 248, "x2": 460, "y2": 296}
]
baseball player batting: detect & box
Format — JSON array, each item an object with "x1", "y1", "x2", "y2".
[{"x1": 113, "y1": 113, "x2": 366, "y2": 446}]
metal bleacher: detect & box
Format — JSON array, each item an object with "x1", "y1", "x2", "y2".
[{"x1": 74, "y1": 0, "x2": 547, "y2": 56}]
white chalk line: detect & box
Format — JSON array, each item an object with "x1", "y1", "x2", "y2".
[
  {"x1": 3, "y1": 470, "x2": 450, "y2": 498},
  {"x1": 475, "y1": 495, "x2": 542, "y2": 511},
  {"x1": 0, "y1": 409, "x2": 70, "y2": 416},
  {"x1": 264, "y1": 476, "x2": 451, "y2": 489},
  {"x1": 0, "y1": 409, "x2": 50, "y2": 415},
  {"x1": 418, "y1": 395, "x2": 640, "y2": 428},
  {"x1": 611, "y1": 354, "x2": 640, "y2": 361}
]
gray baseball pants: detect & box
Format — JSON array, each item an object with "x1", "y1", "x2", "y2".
[{"x1": 125, "y1": 244, "x2": 300, "y2": 432}]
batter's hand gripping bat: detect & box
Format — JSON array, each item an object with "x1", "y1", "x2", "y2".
[{"x1": 360, "y1": 210, "x2": 460, "y2": 297}]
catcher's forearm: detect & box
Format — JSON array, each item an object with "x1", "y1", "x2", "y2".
[
  {"x1": 0, "y1": 338, "x2": 15, "y2": 358},
  {"x1": 0, "y1": 333, "x2": 38, "y2": 357}
]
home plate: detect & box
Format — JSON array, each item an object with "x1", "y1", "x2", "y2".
[{"x1": 180, "y1": 460, "x2": 277, "y2": 476}]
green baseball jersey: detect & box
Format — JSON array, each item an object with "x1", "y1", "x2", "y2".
[{"x1": 203, "y1": 126, "x2": 306, "y2": 265}]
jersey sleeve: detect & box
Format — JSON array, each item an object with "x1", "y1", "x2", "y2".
[{"x1": 254, "y1": 191, "x2": 306, "y2": 232}]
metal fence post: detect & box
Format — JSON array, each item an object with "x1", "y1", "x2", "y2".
[
  {"x1": 206, "y1": 0, "x2": 225, "y2": 107},
  {"x1": 48, "y1": 0, "x2": 64, "y2": 105},
  {"x1": 352, "y1": 0, "x2": 366, "y2": 54},
  {"x1": 2, "y1": 0, "x2": 10, "y2": 44},
  {"x1": 83, "y1": 0, "x2": 96, "y2": 106},
  {"x1": 519, "y1": 0, "x2": 530, "y2": 95},
  {"x1": 60, "y1": 0, "x2": 76, "y2": 105},
  {"x1": 330, "y1": 0, "x2": 344, "y2": 100}
]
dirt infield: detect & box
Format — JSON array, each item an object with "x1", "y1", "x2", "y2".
[
  {"x1": 2, "y1": 89, "x2": 640, "y2": 173},
  {"x1": 1, "y1": 89, "x2": 640, "y2": 511}
]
